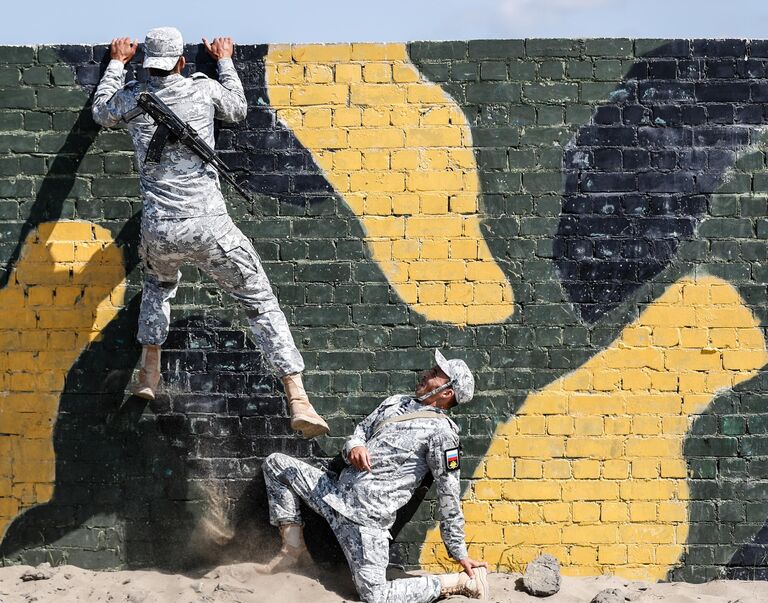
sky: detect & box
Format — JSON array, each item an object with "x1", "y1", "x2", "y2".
[{"x1": 4, "y1": 0, "x2": 768, "y2": 44}]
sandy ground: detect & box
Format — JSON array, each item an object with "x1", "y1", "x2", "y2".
[{"x1": 0, "y1": 562, "x2": 765, "y2": 602}]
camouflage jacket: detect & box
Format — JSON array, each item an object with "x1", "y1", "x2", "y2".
[
  {"x1": 330, "y1": 395, "x2": 468, "y2": 561},
  {"x1": 91, "y1": 58, "x2": 247, "y2": 221}
]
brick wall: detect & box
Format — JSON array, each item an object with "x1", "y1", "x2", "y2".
[{"x1": 0, "y1": 39, "x2": 767, "y2": 582}]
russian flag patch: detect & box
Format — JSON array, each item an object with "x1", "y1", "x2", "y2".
[{"x1": 444, "y1": 447, "x2": 460, "y2": 472}]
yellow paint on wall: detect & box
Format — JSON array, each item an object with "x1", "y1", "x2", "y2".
[
  {"x1": 419, "y1": 276, "x2": 768, "y2": 580},
  {"x1": 0, "y1": 221, "x2": 126, "y2": 539},
  {"x1": 265, "y1": 43, "x2": 514, "y2": 325}
]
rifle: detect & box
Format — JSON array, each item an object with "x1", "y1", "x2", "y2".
[{"x1": 124, "y1": 91, "x2": 254, "y2": 204}]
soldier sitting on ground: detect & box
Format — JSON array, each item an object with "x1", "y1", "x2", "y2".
[{"x1": 259, "y1": 350, "x2": 489, "y2": 602}]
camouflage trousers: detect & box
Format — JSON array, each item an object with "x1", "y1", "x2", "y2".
[
  {"x1": 262, "y1": 452, "x2": 441, "y2": 603},
  {"x1": 137, "y1": 215, "x2": 304, "y2": 377}
]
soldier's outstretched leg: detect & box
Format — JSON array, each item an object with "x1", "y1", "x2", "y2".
[
  {"x1": 134, "y1": 235, "x2": 183, "y2": 400},
  {"x1": 203, "y1": 224, "x2": 329, "y2": 438}
]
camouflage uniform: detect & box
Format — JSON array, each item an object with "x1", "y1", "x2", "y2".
[
  {"x1": 263, "y1": 394, "x2": 467, "y2": 603},
  {"x1": 91, "y1": 50, "x2": 304, "y2": 377}
]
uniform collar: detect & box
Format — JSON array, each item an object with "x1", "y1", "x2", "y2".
[
  {"x1": 149, "y1": 74, "x2": 184, "y2": 88},
  {"x1": 406, "y1": 396, "x2": 446, "y2": 414}
]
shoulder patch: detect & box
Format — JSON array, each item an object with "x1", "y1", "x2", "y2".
[{"x1": 444, "y1": 447, "x2": 460, "y2": 472}]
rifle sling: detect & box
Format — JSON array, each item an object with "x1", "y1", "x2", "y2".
[{"x1": 371, "y1": 411, "x2": 451, "y2": 438}]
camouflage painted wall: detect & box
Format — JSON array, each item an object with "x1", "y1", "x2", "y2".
[{"x1": 0, "y1": 39, "x2": 767, "y2": 583}]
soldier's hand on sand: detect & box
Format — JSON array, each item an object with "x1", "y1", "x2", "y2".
[
  {"x1": 203, "y1": 37, "x2": 234, "y2": 60},
  {"x1": 110, "y1": 38, "x2": 138, "y2": 64},
  {"x1": 459, "y1": 557, "x2": 488, "y2": 579},
  {"x1": 348, "y1": 446, "x2": 372, "y2": 472}
]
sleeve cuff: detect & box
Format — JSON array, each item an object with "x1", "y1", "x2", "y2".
[
  {"x1": 450, "y1": 544, "x2": 468, "y2": 561},
  {"x1": 342, "y1": 437, "x2": 367, "y2": 462},
  {"x1": 217, "y1": 58, "x2": 235, "y2": 70},
  {"x1": 107, "y1": 59, "x2": 126, "y2": 72}
]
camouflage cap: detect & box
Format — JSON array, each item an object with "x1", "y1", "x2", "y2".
[
  {"x1": 434, "y1": 349, "x2": 475, "y2": 404},
  {"x1": 143, "y1": 27, "x2": 184, "y2": 70}
]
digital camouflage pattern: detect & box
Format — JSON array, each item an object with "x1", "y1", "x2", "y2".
[
  {"x1": 92, "y1": 57, "x2": 246, "y2": 220},
  {"x1": 434, "y1": 350, "x2": 475, "y2": 404},
  {"x1": 91, "y1": 55, "x2": 304, "y2": 377},
  {"x1": 263, "y1": 452, "x2": 442, "y2": 603},
  {"x1": 262, "y1": 394, "x2": 467, "y2": 601}
]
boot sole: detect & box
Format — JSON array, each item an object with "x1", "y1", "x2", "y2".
[
  {"x1": 132, "y1": 387, "x2": 156, "y2": 400},
  {"x1": 474, "y1": 567, "x2": 489, "y2": 600},
  {"x1": 291, "y1": 415, "x2": 330, "y2": 439}
]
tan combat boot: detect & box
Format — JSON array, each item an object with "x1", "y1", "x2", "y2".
[
  {"x1": 132, "y1": 344, "x2": 162, "y2": 400},
  {"x1": 282, "y1": 373, "x2": 330, "y2": 439},
  {"x1": 255, "y1": 523, "x2": 312, "y2": 574},
  {"x1": 438, "y1": 567, "x2": 489, "y2": 599}
]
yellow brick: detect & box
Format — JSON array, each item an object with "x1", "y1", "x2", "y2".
[
  {"x1": 333, "y1": 150, "x2": 362, "y2": 170},
  {"x1": 661, "y1": 415, "x2": 689, "y2": 435},
  {"x1": 19, "y1": 330, "x2": 46, "y2": 351},
  {"x1": 562, "y1": 524, "x2": 617, "y2": 544},
  {"x1": 266, "y1": 44, "x2": 291, "y2": 63},
  {"x1": 601, "y1": 501, "x2": 629, "y2": 522},
  {"x1": 619, "y1": 524, "x2": 674, "y2": 544},
  {"x1": 566, "y1": 438, "x2": 622, "y2": 459},
  {"x1": 569, "y1": 546, "x2": 597, "y2": 565},
  {"x1": 518, "y1": 502, "x2": 542, "y2": 523},
  {"x1": 463, "y1": 502, "x2": 491, "y2": 522},
  {"x1": 423, "y1": 148, "x2": 450, "y2": 170},
  {"x1": 334, "y1": 107, "x2": 361, "y2": 126},
  {"x1": 593, "y1": 370, "x2": 622, "y2": 391},
  {"x1": 603, "y1": 460, "x2": 629, "y2": 479},
  {"x1": 485, "y1": 458, "x2": 525, "y2": 479},
  {"x1": 625, "y1": 438, "x2": 680, "y2": 458},
  {"x1": 407, "y1": 83, "x2": 448, "y2": 103},
  {"x1": 351, "y1": 43, "x2": 407, "y2": 61},
  {"x1": 491, "y1": 503, "x2": 519, "y2": 522},
  {"x1": 542, "y1": 502, "x2": 571, "y2": 522},
  {"x1": 10, "y1": 373, "x2": 36, "y2": 391},
  {"x1": 363, "y1": 217, "x2": 405, "y2": 238},
  {"x1": 364, "y1": 195, "x2": 392, "y2": 215},
  {"x1": 0, "y1": 497, "x2": 20, "y2": 518},
  {"x1": 643, "y1": 305, "x2": 696, "y2": 327},
  {"x1": 632, "y1": 416, "x2": 661, "y2": 435},
  {"x1": 543, "y1": 459, "x2": 571, "y2": 479},
  {"x1": 74, "y1": 241, "x2": 103, "y2": 262},
  {"x1": 723, "y1": 350, "x2": 768, "y2": 370},
  {"x1": 622, "y1": 326, "x2": 652, "y2": 346},
  {"x1": 38, "y1": 221, "x2": 93, "y2": 241},
  {"x1": 390, "y1": 106, "x2": 421, "y2": 126},
  {"x1": 562, "y1": 480, "x2": 619, "y2": 501},
  {"x1": 569, "y1": 394, "x2": 624, "y2": 415},
  {"x1": 650, "y1": 371, "x2": 678, "y2": 391},
  {"x1": 362, "y1": 150, "x2": 391, "y2": 170},
  {"x1": 409, "y1": 260, "x2": 465, "y2": 281},
  {"x1": 573, "y1": 502, "x2": 600, "y2": 522},
  {"x1": 450, "y1": 239, "x2": 478, "y2": 260},
  {"x1": 503, "y1": 481, "x2": 560, "y2": 501},
  {"x1": 571, "y1": 459, "x2": 602, "y2": 479},
  {"x1": 626, "y1": 394, "x2": 682, "y2": 415},
  {"x1": 622, "y1": 369, "x2": 651, "y2": 390},
  {"x1": 417, "y1": 283, "x2": 446, "y2": 304},
  {"x1": 349, "y1": 128, "x2": 404, "y2": 148},
  {"x1": 738, "y1": 327, "x2": 766, "y2": 348},
  {"x1": 573, "y1": 417, "x2": 603, "y2": 436},
  {"x1": 275, "y1": 63, "x2": 304, "y2": 84},
  {"x1": 523, "y1": 392, "x2": 568, "y2": 415},
  {"x1": 697, "y1": 306, "x2": 755, "y2": 328},
  {"x1": 405, "y1": 127, "x2": 462, "y2": 147},
  {"x1": 630, "y1": 501, "x2": 657, "y2": 522},
  {"x1": 303, "y1": 107, "x2": 332, "y2": 127},
  {"x1": 296, "y1": 127, "x2": 347, "y2": 149},
  {"x1": 449, "y1": 194, "x2": 477, "y2": 214},
  {"x1": 392, "y1": 239, "x2": 419, "y2": 259},
  {"x1": 391, "y1": 149, "x2": 419, "y2": 169},
  {"x1": 292, "y1": 44, "x2": 352, "y2": 63},
  {"x1": 421, "y1": 106, "x2": 452, "y2": 126},
  {"x1": 475, "y1": 481, "x2": 503, "y2": 500},
  {"x1": 276, "y1": 107, "x2": 302, "y2": 124},
  {"x1": 27, "y1": 287, "x2": 53, "y2": 306},
  {"x1": 407, "y1": 171, "x2": 463, "y2": 192},
  {"x1": 627, "y1": 545, "x2": 655, "y2": 564},
  {"x1": 504, "y1": 525, "x2": 561, "y2": 545},
  {"x1": 604, "y1": 347, "x2": 664, "y2": 370},
  {"x1": 291, "y1": 85, "x2": 348, "y2": 106},
  {"x1": 474, "y1": 283, "x2": 503, "y2": 304},
  {"x1": 652, "y1": 327, "x2": 679, "y2": 346},
  {"x1": 620, "y1": 479, "x2": 675, "y2": 501},
  {"x1": 598, "y1": 545, "x2": 627, "y2": 565},
  {"x1": 656, "y1": 544, "x2": 684, "y2": 565},
  {"x1": 420, "y1": 193, "x2": 449, "y2": 214},
  {"x1": 420, "y1": 240, "x2": 449, "y2": 259},
  {"x1": 515, "y1": 459, "x2": 542, "y2": 479},
  {"x1": 350, "y1": 83, "x2": 405, "y2": 105},
  {"x1": 306, "y1": 64, "x2": 334, "y2": 83},
  {"x1": 660, "y1": 459, "x2": 687, "y2": 478},
  {"x1": 515, "y1": 416, "x2": 547, "y2": 434},
  {"x1": 361, "y1": 107, "x2": 391, "y2": 128},
  {"x1": 406, "y1": 216, "x2": 463, "y2": 238},
  {"x1": 392, "y1": 63, "x2": 420, "y2": 82},
  {"x1": 465, "y1": 261, "x2": 505, "y2": 282},
  {"x1": 446, "y1": 282, "x2": 473, "y2": 304},
  {"x1": 350, "y1": 171, "x2": 404, "y2": 193},
  {"x1": 362, "y1": 63, "x2": 392, "y2": 83}
]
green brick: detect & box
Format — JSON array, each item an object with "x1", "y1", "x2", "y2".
[
  {"x1": 507, "y1": 60, "x2": 536, "y2": 80},
  {"x1": 450, "y1": 61, "x2": 478, "y2": 81},
  {"x1": 0, "y1": 110, "x2": 22, "y2": 129},
  {"x1": 0, "y1": 46, "x2": 35, "y2": 64},
  {"x1": 468, "y1": 39, "x2": 525, "y2": 59},
  {"x1": 409, "y1": 41, "x2": 467, "y2": 61},
  {"x1": 0, "y1": 133, "x2": 35, "y2": 152},
  {"x1": 0, "y1": 67, "x2": 20, "y2": 87},
  {"x1": 538, "y1": 60, "x2": 564, "y2": 80},
  {"x1": 526, "y1": 38, "x2": 582, "y2": 58},
  {"x1": 23, "y1": 111, "x2": 50, "y2": 131},
  {"x1": 709, "y1": 195, "x2": 739, "y2": 216},
  {"x1": 104, "y1": 155, "x2": 134, "y2": 174},
  {"x1": 472, "y1": 127, "x2": 520, "y2": 147},
  {"x1": 594, "y1": 59, "x2": 624, "y2": 80},
  {"x1": 417, "y1": 61, "x2": 449, "y2": 82},
  {"x1": 51, "y1": 110, "x2": 79, "y2": 130},
  {"x1": 466, "y1": 82, "x2": 521, "y2": 103},
  {"x1": 585, "y1": 38, "x2": 633, "y2": 57},
  {"x1": 567, "y1": 60, "x2": 593, "y2": 79},
  {"x1": 0, "y1": 88, "x2": 35, "y2": 109},
  {"x1": 18, "y1": 156, "x2": 45, "y2": 174},
  {"x1": 537, "y1": 148, "x2": 564, "y2": 168},
  {"x1": 523, "y1": 82, "x2": 578, "y2": 103},
  {"x1": 22, "y1": 66, "x2": 49, "y2": 86},
  {"x1": 92, "y1": 177, "x2": 139, "y2": 197},
  {"x1": 507, "y1": 150, "x2": 535, "y2": 168},
  {"x1": 478, "y1": 149, "x2": 508, "y2": 170},
  {"x1": 579, "y1": 81, "x2": 623, "y2": 102},
  {"x1": 565, "y1": 103, "x2": 594, "y2": 124},
  {"x1": 635, "y1": 39, "x2": 690, "y2": 57},
  {"x1": 51, "y1": 65, "x2": 76, "y2": 86},
  {"x1": 508, "y1": 105, "x2": 536, "y2": 125},
  {"x1": 518, "y1": 126, "x2": 572, "y2": 146},
  {"x1": 523, "y1": 171, "x2": 562, "y2": 193},
  {"x1": 37, "y1": 87, "x2": 87, "y2": 109},
  {"x1": 480, "y1": 62, "x2": 507, "y2": 81},
  {"x1": 96, "y1": 131, "x2": 133, "y2": 151},
  {"x1": 536, "y1": 106, "x2": 564, "y2": 125}
]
